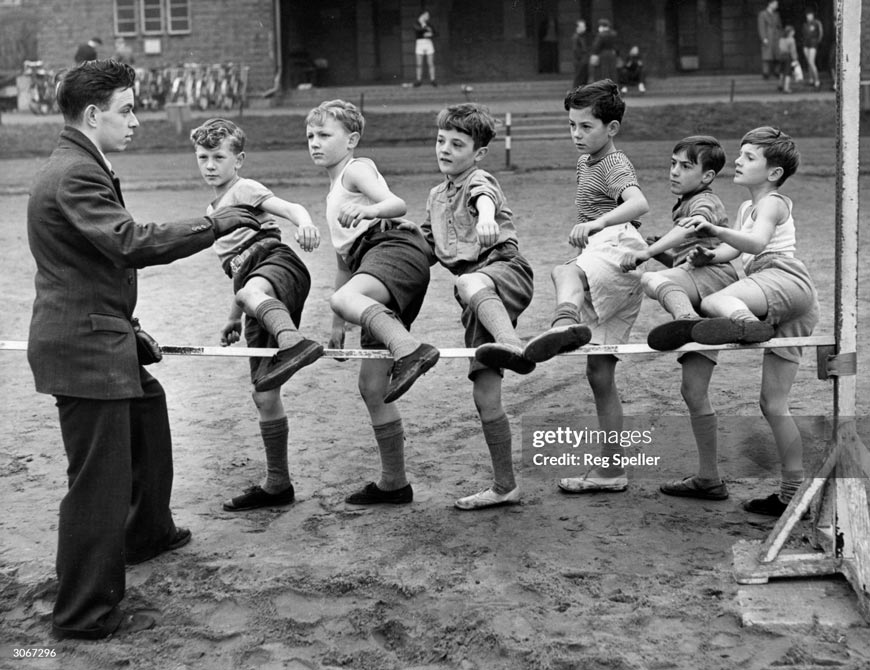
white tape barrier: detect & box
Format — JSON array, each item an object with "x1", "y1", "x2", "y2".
[{"x1": 0, "y1": 336, "x2": 836, "y2": 359}]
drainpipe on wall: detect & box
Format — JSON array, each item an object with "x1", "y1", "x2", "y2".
[{"x1": 262, "y1": 0, "x2": 282, "y2": 98}]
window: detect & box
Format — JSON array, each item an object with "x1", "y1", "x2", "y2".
[
  {"x1": 167, "y1": 0, "x2": 190, "y2": 34},
  {"x1": 114, "y1": 0, "x2": 189, "y2": 36},
  {"x1": 115, "y1": 0, "x2": 137, "y2": 35},
  {"x1": 141, "y1": 0, "x2": 163, "y2": 34}
]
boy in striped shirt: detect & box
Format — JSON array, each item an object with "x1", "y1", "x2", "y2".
[{"x1": 524, "y1": 79, "x2": 649, "y2": 495}]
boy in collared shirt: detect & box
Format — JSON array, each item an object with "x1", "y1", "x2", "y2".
[{"x1": 420, "y1": 103, "x2": 535, "y2": 509}]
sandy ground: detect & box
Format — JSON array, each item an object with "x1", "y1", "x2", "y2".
[{"x1": 1, "y1": 139, "x2": 869, "y2": 670}]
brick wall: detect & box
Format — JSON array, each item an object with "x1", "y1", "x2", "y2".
[{"x1": 32, "y1": 0, "x2": 277, "y2": 94}]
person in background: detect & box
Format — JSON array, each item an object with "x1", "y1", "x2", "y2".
[
  {"x1": 572, "y1": 19, "x2": 590, "y2": 89},
  {"x1": 777, "y1": 26, "x2": 799, "y2": 94},
  {"x1": 73, "y1": 36, "x2": 102, "y2": 64},
  {"x1": 413, "y1": 11, "x2": 437, "y2": 87},
  {"x1": 113, "y1": 36, "x2": 134, "y2": 66},
  {"x1": 757, "y1": 1, "x2": 782, "y2": 80},
  {"x1": 618, "y1": 45, "x2": 646, "y2": 94},
  {"x1": 801, "y1": 9, "x2": 824, "y2": 89},
  {"x1": 589, "y1": 19, "x2": 620, "y2": 83}
]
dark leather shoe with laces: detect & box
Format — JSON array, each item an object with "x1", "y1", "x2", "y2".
[
  {"x1": 254, "y1": 339, "x2": 324, "y2": 392},
  {"x1": 742, "y1": 492, "x2": 790, "y2": 516},
  {"x1": 647, "y1": 319, "x2": 702, "y2": 351},
  {"x1": 383, "y1": 343, "x2": 440, "y2": 403},
  {"x1": 474, "y1": 343, "x2": 536, "y2": 375},
  {"x1": 222, "y1": 484, "x2": 295, "y2": 511},
  {"x1": 345, "y1": 482, "x2": 413, "y2": 505}
]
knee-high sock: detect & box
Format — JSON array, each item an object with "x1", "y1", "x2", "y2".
[
  {"x1": 482, "y1": 413, "x2": 516, "y2": 494},
  {"x1": 691, "y1": 413, "x2": 721, "y2": 482},
  {"x1": 552, "y1": 301, "x2": 581, "y2": 328},
  {"x1": 255, "y1": 299, "x2": 302, "y2": 350},
  {"x1": 260, "y1": 417, "x2": 291, "y2": 493},
  {"x1": 361, "y1": 304, "x2": 419, "y2": 360},
  {"x1": 654, "y1": 281, "x2": 696, "y2": 320},
  {"x1": 374, "y1": 419, "x2": 408, "y2": 491},
  {"x1": 468, "y1": 288, "x2": 522, "y2": 348}
]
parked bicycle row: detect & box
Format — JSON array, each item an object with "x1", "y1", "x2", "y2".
[{"x1": 19, "y1": 60, "x2": 249, "y2": 115}]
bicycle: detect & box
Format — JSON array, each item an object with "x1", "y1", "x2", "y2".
[{"x1": 23, "y1": 60, "x2": 56, "y2": 115}]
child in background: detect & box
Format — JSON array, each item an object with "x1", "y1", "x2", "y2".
[
  {"x1": 620, "y1": 135, "x2": 736, "y2": 500},
  {"x1": 778, "y1": 26, "x2": 799, "y2": 93},
  {"x1": 421, "y1": 103, "x2": 535, "y2": 509},
  {"x1": 681, "y1": 127, "x2": 819, "y2": 515},
  {"x1": 524, "y1": 79, "x2": 648, "y2": 495},
  {"x1": 191, "y1": 117, "x2": 323, "y2": 511},
  {"x1": 307, "y1": 99, "x2": 438, "y2": 505}
]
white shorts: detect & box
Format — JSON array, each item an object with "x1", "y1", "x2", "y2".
[
  {"x1": 573, "y1": 223, "x2": 646, "y2": 345},
  {"x1": 415, "y1": 38, "x2": 435, "y2": 56}
]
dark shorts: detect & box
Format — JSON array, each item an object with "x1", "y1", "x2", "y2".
[
  {"x1": 345, "y1": 227, "x2": 432, "y2": 349},
  {"x1": 239, "y1": 244, "x2": 311, "y2": 380},
  {"x1": 455, "y1": 243, "x2": 534, "y2": 378}
]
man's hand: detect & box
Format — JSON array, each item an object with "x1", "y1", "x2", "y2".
[
  {"x1": 207, "y1": 204, "x2": 261, "y2": 238},
  {"x1": 295, "y1": 223, "x2": 321, "y2": 252},
  {"x1": 220, "y1": 318, "x2": 242, "y2": 346}
]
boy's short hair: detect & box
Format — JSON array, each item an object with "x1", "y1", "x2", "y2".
[
  {"x1": 305, "y1": 99, "x2": 365, "y2": 136},
  {"x1": 56, "y1": 59, "x2": 136, "y2": 123},
  {"x1": 189, "y1": 118, "x2": 246, "y2": 154},
  {"x1": 672, "y1": 135, "x2": 726, "y2": 175},
  {"x1": 741, "y1": 126, "x2": 800, "y2": 185},
  {"x1": 564, "y1": 79, "x2": 625, "y2": 124},
  {"x1": 435, "y1": 102, "x2": 497, "y2": 149}
]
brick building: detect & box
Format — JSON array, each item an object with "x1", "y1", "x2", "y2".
[{"x1": 0, "y1": 0, "x2": 863, "y2": 96}]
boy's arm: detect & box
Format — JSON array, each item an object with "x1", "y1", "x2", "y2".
[
  {"x1": 618, "y1": 224, "x2": 690, "y2": 271},
  {"x1": 338, "y1": 160, "x2": 406, "y2": 228},
  {"x1": 570, "y1": 185, "x2": 649, "y2": 249},
  {"x1": 220, "y1": 299, "x2": 244, "y2": 346},
  {"x1": 691, "y1": 196, "x2": 784, "y2": 255},
  {"x1": 473, "y1": 194, "x2": 500, "y2": 247},
  {"x1": 259, "y1": 195, "x2": 321, "y2": 252}
]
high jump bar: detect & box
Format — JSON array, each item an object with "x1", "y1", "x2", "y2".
[{"x1": 0, "y1": 336, "x2": 836, "y2": 359}]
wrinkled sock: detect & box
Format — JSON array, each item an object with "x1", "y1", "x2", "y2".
[
  {"x1": 468, "y1": 288, "x2": 522, "y2": 349},
  {"x1": 654, "y1": 281, "x2": 696, "y2": 320},
  {"x1": 374, "y1": 419, "x2": 408, "y2": 491},
  {"x1": 360, "y1": 304, "x2": 419, "y2": 360},
  {"x1": 260, "y1": 417, "x2": 291, "y2": 493},
  {"x1": 551, "y1": 301, "x2": 581, "y2": 328},
  {"x1": 779, "y1": 469, "x2": 804, "y2": 503},
  {"x1": 730, "y1": 307, "x2": 759, "y2": 322},
  {"x1": 482, "y1": 413, "x2": 516, "y2": 494},
  {"x1": 691, "y1": 413, "x2": 721, "y2": 482},
  {"x1": 255, "y1": 299, "x2": 303, "y2": 350}
]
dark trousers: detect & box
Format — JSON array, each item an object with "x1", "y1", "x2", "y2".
[{"x1": 51, "y1": 370, "x2": 177, "y2": 638}]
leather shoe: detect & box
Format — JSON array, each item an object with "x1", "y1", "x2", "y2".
[
  {"x1": 126, "y1": 527, "x2": 192, "y2": 565},
  {"x1": 345, "y1": 482, "x2": 413, "y2": 505},
  {"x1": 223, "y1": 484, "x2": 295, "y2": 511},
  {"x1": 51, "y1": 610, "x2": 155, "y2": 640}
]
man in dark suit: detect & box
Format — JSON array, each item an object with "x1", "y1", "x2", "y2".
[{"x1": 27, "y1": 59, "x2": 260, "y2": 640}]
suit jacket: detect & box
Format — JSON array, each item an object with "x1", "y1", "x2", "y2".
[
  {"x1": 758, "y1": 9, "x2": 782, "y2": 60},
  {"x1": 27, "y1": 127, "x2": 216, "y2": 399}
]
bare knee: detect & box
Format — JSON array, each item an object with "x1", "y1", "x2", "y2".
[
  {"x1": 586, "y1": 356, "x2": 617, "y2": 394},
  {"x1": 551, "y1": 264, "x2": 573, "y2": 284},
  {"x1": 251, "y1": 388, "x2": 282, "y2": 414}
]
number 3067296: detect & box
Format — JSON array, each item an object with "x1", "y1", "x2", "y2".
[{"x1": 13, "y1": 648, "x2": 57, "y2": 658}]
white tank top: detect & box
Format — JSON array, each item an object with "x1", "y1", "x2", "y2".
[
  {"x1": 325, "y1": 158, "x2": 385, "y2": 261},
  {"x1": 739, "y1": 192, "x2": 796, "y2": 272}
]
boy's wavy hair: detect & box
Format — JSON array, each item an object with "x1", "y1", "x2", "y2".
[
  {"x1": 189, "y1": 118, "x2": 246, "y2": 154},
  {"x1": 305, "y1": 99, "x2": 365, "y2": 136},
  {"x1": 436, "y1": 103, "x2": 496, "y2": 149},
  {"x1": 56, "y1": 59, "x2": 136, "y2": 123},
  {"x1": 672, "y1": 135, "x2": 726, "y2": 174},
  {"x1": 563, "y1": 78, "x2": 625, "y2": 124},
  {"x1": 741, "y1": 126, "x2": 800, "y2": 185}
]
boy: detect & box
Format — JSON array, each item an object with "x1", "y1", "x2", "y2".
[
  {"x1": 306, "y1": 99, "x2": 438, "y2": 505},
  {"x1": 420, "y1": 103, "x2": 535, "y2": 509},
  {"x1": 523, "y1": 79, "x2": 648, "y2": 494},
  {"x1": 191, "y1": 118, "x2": 323, "y2": 511},
  {"x1": 620, "y1": 136, "x2": 736, "y2": 500},
  {"x1": 679, "y1": 127, "x2": 819, "y2": 516}
]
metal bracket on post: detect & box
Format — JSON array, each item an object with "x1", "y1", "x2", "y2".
[{"x1": 817, "y1": 348, "x2": 857, "y2": 380}]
